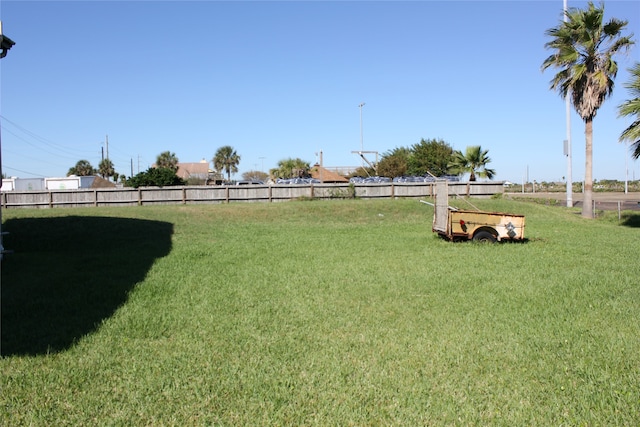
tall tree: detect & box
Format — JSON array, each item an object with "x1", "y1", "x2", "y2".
[
  {"x1": 213, "y1": 146, "x2": 241, "y2": 181},
  {"x1": 448, "y1": 146, "x2": 495, "y2": 182},
  {"x1": 242, "y1": 170, "x2": 268, "y2": 182},
  {"x1": 618, "y1": 62, "x2": 640, "y2": 159},
  {"x1": 542, "y1": 2, "x2": 634, "y2": 218},
  {"x1": 98, "y1": 158, "x2": 115, "y2": 181},
  {"x1": 407, "y1": 138, "x2": 454, "y2": 177},
  {"x1": 67, "y1": 160, "x2": 97, "y2": 176},
  {"x1": 378, "y1": 147, "x2": 411, "y2": 178},
  {"x1": 155, "y1": 151, "x2": 179, "y2": 172}
]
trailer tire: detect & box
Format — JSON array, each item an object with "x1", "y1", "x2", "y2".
[{"x1": 473, "y1": 230, "x2": 497, "y2": 243}]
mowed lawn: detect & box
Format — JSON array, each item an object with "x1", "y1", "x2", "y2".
[{"x1": 1, "y1": 197, "x2": 639, "y2": 425}]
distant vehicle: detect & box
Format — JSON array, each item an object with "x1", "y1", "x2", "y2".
[
  {"x1": 393, "y1": 176, "x2": 431, "y2": 183},
  {"x1": 236, "y1": 180, "x2": 264, "y2": 185},
  {"x1": 275, "y1": 178, "x2": 320, "y2": 185},
  {"x1": 349, "y1": 176, "x2": 391, "y2": 184},
  {"x1": 392, "y1": 175, "x2": 459, "y2": 183},
  {"x1": 220, "y1": 180, "x2": 264, "y2": 185}
]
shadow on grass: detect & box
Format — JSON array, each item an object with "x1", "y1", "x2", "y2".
[
  {"x1": 621, "y1": 213, "x2": 640, "y2": 228},
  {"x1": 1, "y1": 216, "x2": 173, "y2": 356},
  {"x1": 435, "y1": 234, "x2": 529, "y2": 244}
]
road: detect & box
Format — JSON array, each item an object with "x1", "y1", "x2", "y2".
[{"x1": 505, "y1": 192, "x2": 640, "y2": 211}]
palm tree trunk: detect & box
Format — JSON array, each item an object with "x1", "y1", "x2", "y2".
[{"x1": 582, "y1": 119, "x2": 594, "y2": 218}]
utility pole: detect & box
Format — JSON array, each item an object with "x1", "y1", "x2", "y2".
[
  {"x1": 625, "y1": 143, "x2": 629, "y2": 194},
  {"x1": 563, "y1": 0, "x2": 573, "y2": 208},
  {"x1": 105, "y1": 134, "x2": 109, "y2": 160},
  {"x1": 359, "y1": 102, "x2": 365, "y2": 169}
]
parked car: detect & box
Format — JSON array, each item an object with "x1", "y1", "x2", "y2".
[
  {"x1": 275, "y1": 178, "x2": 320, "y2": 185},
  {"x1": 236, "y1": 180, "x2": 264, "y2": 185},
  {"x1": 349, "y1": 176, "x2": 391, "y2": 184}
]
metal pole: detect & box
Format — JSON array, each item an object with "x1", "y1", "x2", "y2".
[
  {"x1": 618, "y1": 201, "x2": 621, "y2": 222},
  {"x1": 625, "y1": 143, "x2": 628, "y2": 194},
  {"x1": 564, "y1": 0, "x2": 573, "y2": 208},
  {"x1": 359, "y1": 102, "x2": 365, "y2": 169}
]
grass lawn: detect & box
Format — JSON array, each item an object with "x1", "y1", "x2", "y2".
[{"x1": 1, "y1": 197, "x2": 639, "y2": 425}]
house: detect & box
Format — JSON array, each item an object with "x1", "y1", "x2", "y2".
[
  {"x1": 309, "y1": 164, "x2": 349, "y2": 183},
  {"x1": 89, "y1": 176, "x2": 116, "y2": 188},
  {"x1": 176, "y1": 160, "x2": 211, "y2": 181}
]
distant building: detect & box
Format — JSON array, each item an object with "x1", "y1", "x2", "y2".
[
  {"x1": 1, "y1": 175, "x2": 115, "y2": 191},
  {"x1": 45, "y1": 176, "x2": 115, "y2": 190},
  {"x1": 309, "y1": 164, "x2": 349, "y2": 183},
  {"x1": 2, "y1": 177, "x2": 44, "y2": 191},
  {"x1": 176, "y1": 160, "x2": 211, "y2": 181}
]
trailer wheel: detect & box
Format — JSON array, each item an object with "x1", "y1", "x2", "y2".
[{"x1": 473, "y1": 230, "x2": 497, "y2": 243}]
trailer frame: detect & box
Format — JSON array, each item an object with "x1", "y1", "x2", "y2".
[{"x1": 423, "y1": 180, "x2": 525, "y2": 242}]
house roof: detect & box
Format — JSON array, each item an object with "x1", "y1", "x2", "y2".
[
  {"x1": 309, "y1": 164, "x2": 348, "y2": 183},
  {"x1": 176, "y1": 162, "x2": 211, "y2": 180},
  {"x1": 90, "y1": 176, "x2": 116, "y2": 188}
]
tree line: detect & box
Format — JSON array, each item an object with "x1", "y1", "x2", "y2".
[
  {"x1": 66, "y1": 2, "x2": 639, "y2": 212},
  {"x1": 66, "y1": 139, "x2": 497, "y2": 187}
]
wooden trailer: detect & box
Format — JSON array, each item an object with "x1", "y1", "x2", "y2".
[{"x1": 425, "y1": 180, "x2": 525, "y2": 242}]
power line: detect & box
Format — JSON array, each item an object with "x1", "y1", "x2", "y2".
[
  {"x1": 3, "y1": 165, "x2": 48, "y2": 178},
  {"x1": 1, "y1": 127, "x2": 87, "y2": 161},
  {"x1": 0, "y1": 115, "x2": 96, "y2": 157},
  {"x1": 0, "y1": 116, "x2": 140, "y2": 177}
]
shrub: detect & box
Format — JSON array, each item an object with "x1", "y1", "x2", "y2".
[{"x1": 125, "y1": 167, "x2": 186, "y2": 188}]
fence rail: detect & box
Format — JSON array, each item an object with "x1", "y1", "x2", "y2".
[{"x1": 1, "y1": 182, "x2": 505, "y2": 209}]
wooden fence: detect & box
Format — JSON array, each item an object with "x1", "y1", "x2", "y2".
[{"x1": 1, "y1": 182, "x2": 505, "y2": 209}]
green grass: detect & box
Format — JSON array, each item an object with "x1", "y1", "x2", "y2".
[{"x1": 1, "y1": 198, "x2": 639, "y2": 425}]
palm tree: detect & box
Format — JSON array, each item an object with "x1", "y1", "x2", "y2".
[
  {"x1": 542, "y1": 2, "x2": 634, "y2": 218},
  {"x1": 155, "y1": 151, "x2": 179, "y2": 172},
  {"x1": 213, "y1": 146, "x2": 241, "y2": 181},
  {"x1": 618, "y1": 62, "x2": 640, "y2": 159},
  {"x1": 67, "y1": 159, "x2": 97, "y2": 176},
  {"x1": 98, "y1": 158, "x2": 115, "y2": 180},
  {"x1": 269, "y1": 158, "x2": 310, "y2": 179},
  {"x1": 448, "y1": 146, "x2": 495, "y2": 182}
]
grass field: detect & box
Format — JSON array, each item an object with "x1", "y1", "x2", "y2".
[{"x1": 1, "y1": 197, "x2": 639, "y2": 425}]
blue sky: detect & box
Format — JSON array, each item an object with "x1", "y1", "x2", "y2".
[{"x1": 1, "y1": 0, "x2": 638, "y2": 183}]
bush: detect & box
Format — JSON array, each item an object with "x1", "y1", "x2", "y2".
[
  {"x1": 125, "y1": 167, "x2": 186, "y2": 188},
  {"x1": 329, "y1": 183, "x2": 356, "y2": 199}
]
